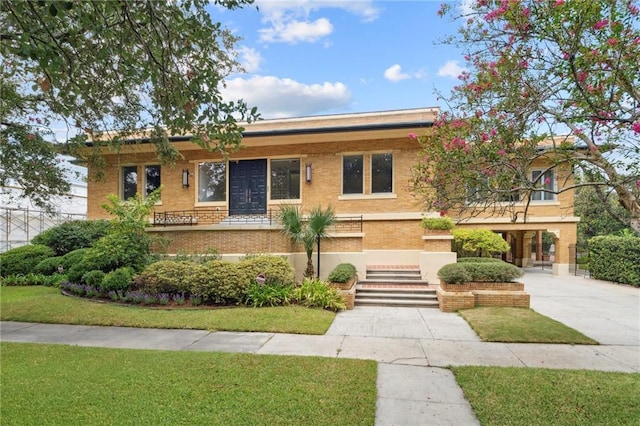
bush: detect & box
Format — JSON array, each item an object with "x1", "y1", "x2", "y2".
[
  {"x1": 239, "y1": 255, "x2": 295, "y2": 286},
  {"x1": 60, "y1": 248, "x2": 89, "y2": 271},
  {"x1": 82, "y1": 270, "x2": 106, "y2": 287},
  {"x1": 134, "y1": 261, "x2": 194, "y2": 295},
  {"x1": 327, "y1": 263, "x2": 357, "y2": 283},
  {"x1": 421, "y1": 216, "x2": 455, "y2": 230},
  {"x1": 589, "y1": 236, "x2": 640, "y2": 286},
  {"x1": 437, "y1": 264, "x2": 472, "y2": 284},
  {"x1": 0, "y1": 244, "x2": 55, "y2": 276},
  {"x1": 34, "y1": 256, "x2": 66, "y2": 275},
  {"x1": 0, "y1": 273, "x2": 64, "y2": 287},
  {"x1": 245, "y1": 281, "x2": 294, "y2": 307},
  {"x1": 438, "y1": 261, "x2": 523, "y2": 284},
  {"x1": 292, "y1": 278, "x2": 346, "y2": 311},
  {"x1": 457, "y1": 257, "x2": 503, "y2": 263},
  {"x1": 101, "y1": 267, "x2": 135, "y2": 292},
  {"x1": 31, "y1": 220, "x2": 111, "y2": 256},
  {"x1": 452, "y1": 229, "x2": 510, "y2": 257},
  {"x1": 83, "y1": 232, "x2": 152, "y2": 273},
  {"x1": 189, "y1": 261, "x2": 250, "y2": 304}
]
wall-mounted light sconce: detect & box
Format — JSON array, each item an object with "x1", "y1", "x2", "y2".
[
  {"x1": 182, "y1": 169, "x2": 190, "y2": 188},
  {"x1": 305, "y1": 163, "x2": 312, "y2": 183}
]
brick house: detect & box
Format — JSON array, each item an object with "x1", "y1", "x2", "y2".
[{"x1": 85, "y1": 107, "x2": 579, "y2": 281}]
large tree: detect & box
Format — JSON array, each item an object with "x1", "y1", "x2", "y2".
[
  {"x1": 412, "y1": 0, "x2": 639, "y2": 232},
  {"x1": 1, "y1": 0, "x2": 258, "y2": 211}
]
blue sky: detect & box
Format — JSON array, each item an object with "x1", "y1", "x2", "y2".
[{"x1": 216, "y1": 0, "x2": 468, "y2": 119}]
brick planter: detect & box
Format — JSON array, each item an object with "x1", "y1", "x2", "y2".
[
  {"x1": 437, "y1": 281, "x2": 529, "y2": 312},
  {"x1": 329, "y1": 276, "x2": 357, "y2": 310}
]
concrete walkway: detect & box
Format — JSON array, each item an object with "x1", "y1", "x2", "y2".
[{"x1": 1, "y1": 269, "x2": 639, "y2": 425}]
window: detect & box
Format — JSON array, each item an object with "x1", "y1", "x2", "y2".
[
  {"x1": 467, "y1": 176, "x2": 520, "y2": 203},
  {"x1": 270, "y1": 159, "x2": 300, "y2": 200},
  {"x1": 342, "y1": 155, "x2": 363, "y2": 194},
  {"x1": 144, "y1": 165, "x2": 161, "y2": 197},
  {"x1": 371, "y1": 153, "x2": 393, "y2": 193},
  {"x1": 198, "y1": 162, "x2": 226, "y2": 202},
  {"x1": 122, "y1": 166, "x2": 137, "y2": 200},
  {"x1": 531, "y1": 170, "x2": 555, "y2": 201}
]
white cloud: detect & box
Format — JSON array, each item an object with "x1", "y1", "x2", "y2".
[
  {"x1": 259, "y1": 18, "x2": 333, "y2": 44},
  {"x1": 221, "y1": 75, "x2": 352, "y2": 118},
  {"x1": 437, "y1": 60, "x2": 467, "y2": 79},
  {"x1": 383, "y1": 64, "x2": 410, "y2": 82},
  {"x1": 237, "y1": 46, "x2": 263, "y2": 73},
  {"x1": 255, "y1": 0, "x2": 380, "y2": 44}
]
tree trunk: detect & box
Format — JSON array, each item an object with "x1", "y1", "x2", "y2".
[{"x1": 304, "y1": 258, "x2": 315, "y2": 278}]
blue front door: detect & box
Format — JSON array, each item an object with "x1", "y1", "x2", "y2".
[{"x1": 229, "y1": 159, "x2": 267, "y2": 215}]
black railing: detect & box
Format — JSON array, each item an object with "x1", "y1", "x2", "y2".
[{"x1": 153, "y1": 210, "x2": 363, "y2": 233}]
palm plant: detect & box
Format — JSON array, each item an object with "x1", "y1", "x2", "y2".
[{"x1": 277, "y1": 204, "x2": 336, "y2": 278}]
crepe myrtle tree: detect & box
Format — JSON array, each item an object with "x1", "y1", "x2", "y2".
[
  {"x1": 411, "y1": 0, "x2": 640, "y2": 232},
  {"x1": 0, "y1": 0, "x2": 259, "y2": 212}
]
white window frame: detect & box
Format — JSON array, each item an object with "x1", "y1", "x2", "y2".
[
  {"x1": 370, "y1": 152, "x2": 394, "y2": 194},
  {"x1": 143, "y1": 164, "x2": 162, "y2": 201},
  {"x1": 269, "y1": 158, "x2": 302, "y2": 203},
  {"x1": 121, "y1": 165, "x2": 138, "y2": 200},
  {"x1": 531, "y1": 169, "x2": 556, "y2": 202},
  {"x1": 195, "y1": 160, "x2": 228, "y2": 206}
]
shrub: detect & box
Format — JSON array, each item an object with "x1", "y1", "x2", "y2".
[
  {"x1": 83, "y1": 231, "x2": 152, "y2": 273},
  {"x1": 437, "y1": 263, "x2": 473, "y2": 284},
  {"x1": 32, "y1": 220, "x2": 111, "y2": 256},
  {"x1": 34, "y1": 256, "x2": 66, "y2": 275},
  {"x1": 189, "y1": 261, "x2": 250, "y2": 304},
  {"x1": 173, "y1": 247, "x2": 221, "y2": 263},
  {"x1": 239, "y1": 255, "x2": 295, "y2": 286},
  {"x1": 452, "y1": 229, "x2": 510, "y2": 257},
  {"x1": 456, "y1": 257, "x2": 503, "y2": 263},
  {"x1": 101, "y1": 267, "x2": 135, "y2": 292},
  {"x1": 245, "y1": 281, "x2": 294, "y2": 307},
  {"x1": 82, "y1": 270, "x2": 106, "y2": 287},
  {"x1": 421, "y1": 216, "x2": 455, "y2": 230},
  {"x1": 438, "y1": 261, "x2": 523, "y2": 284},
  {"x1": 0, "y1": 244, "x2": 55, "y2": 276},
  {"x1": 292, "y1": 278, "x2": 346, "y2": 311},
  {"x1": 134, "y1": 260, "x2": 194, "y2": 295},
  {"x1": 0, "y1": 273, "x2": 64, "y2": 287},
  {"x1": 589, "y1": 236, "x2": 640, "y2": 286},
  {"x1": 327, "y1": 263, "x2": 357, "y2": 283}
]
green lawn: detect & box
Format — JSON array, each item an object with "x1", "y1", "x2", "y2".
[
  {"x1": 453, "y1": 366, "x2": 640, "y2": 426},
  {"x1": 459, "y1": 307, "x2": 598, "y2": 344},
  {"x1": 0, "y1": 286, "x2": 335, "y2": 334},
  {"x1": 0, "y1": 342, "x2": 377, "y2": 425}
]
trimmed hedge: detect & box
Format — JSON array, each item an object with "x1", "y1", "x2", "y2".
[
  {"x1": 589, "y1": 235, "x2": 640, "y2": 286},
  {"x1": 457, "y1": 257, "x2": 503, "y2": 263},
  {"x1": 133, "y1": 260, "x2": 194, "y2": 295},
  {"x1": 32, "y1": 220, "x2": 111, "y2": 256},
  {"x1": 239, "y1": 255, "x2": 295, "y2": 286},
  {"x1": 102, "y1": 267, "x2": 135, "y2": 292},
  {"x1": 327, "y1": 263, "x2": 357, "y2": 283},
  {"x1": 190, "y1": 261, "x2": 249, "y2": 304},
  {"x1": 0, "y1": 244, "x2": 55, "y2": 276},
  {"x1": 438, "y1": 260, "x2": 523, "y2": 284}
]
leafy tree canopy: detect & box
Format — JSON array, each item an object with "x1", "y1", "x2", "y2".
[
  {"x1": 1, "y1": 0, "x2": 258, "y2": 211},
  {"x1": 412, "y1": 0, "x2": 639, "y2": 232}
]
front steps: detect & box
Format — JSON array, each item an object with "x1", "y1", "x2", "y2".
[{"x1": 355, "y1": 266, "x2": 438, "y2": 308}]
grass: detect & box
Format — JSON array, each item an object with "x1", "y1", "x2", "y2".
[
  {"x1": 0, "y1": 286, "x2": 335, "y2": 334},
  {"x1": 0, "y1": 342, "x2": 377, "y2": 425},
  {"x1": 452, "y1": 366, "x2": 640, "y2": 426},
  {"x1": 459, "y1": 307, "x2": 598, "y2": 344}
]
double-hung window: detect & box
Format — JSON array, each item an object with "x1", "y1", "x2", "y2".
[
  {"x1": 270, "y1": 159, "x2": 300, "y2": 200},
  {"x1": 531, "y1": 170, "x2": 555, "y2": 201},
  {"x1": 122, "y1": 166, "x2": 137, "y2": 200},
  {"x1": 342, "y1": 155, "x2": 364, "y2": 194},
  {"x1": 197, "y1": 161, "x2": 226, "y2": 202},
  {"x1": 371, "y1": 153, "x2": 393, "y2": 193},
  {"x1": 144, "y1": 165, "x2": 161, "y2": 198}
]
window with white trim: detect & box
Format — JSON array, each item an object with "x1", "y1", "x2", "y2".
[
  {"x1": 198, "y1": 161, "x2": 226, "y2": 202},
  {"x1": 342, "y1": 154, "x2": 363, "y2": 194},
  {"x1": 122, "y1": 166, "x2": 137, "y2": 200},
  {"x1": 270, "y1": 158, "x2": 300, "y2": 200},
  {"x1": 531, "y1": 170, "x2": 555, "y2": 201},
  {"x1": 371, "y1": 153, "x2": 393, "y2": 193}
]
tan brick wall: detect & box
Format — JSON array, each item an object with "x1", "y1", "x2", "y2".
[
  {"x1": 149, "y1": 229, "x2": 290, "y2": 254},
  {"x1": 363, "y1": 220, "x2": 423, "y2": 250},
  {"x1": 441, "y1": 282, "x2": 525, "y2": 292},
  {"x1": 473, "y1": 290, "x2": 530, "y2": 308},
  {"x1": 436, "y1": 287, "x2": 475, "y2": 312}
]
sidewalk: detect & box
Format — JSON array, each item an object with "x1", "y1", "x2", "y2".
[{"x1": 1, "y1": 270, "x2": 639, "y2": 425}]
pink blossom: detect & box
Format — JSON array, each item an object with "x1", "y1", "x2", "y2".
[
  {"x1": 593, "y1": 20, "x2": 608, "y2": 30},
  {"x1": 636, "y1": 180, "x2": 640, "y2": 189},
  {"x1": 606, "y1": 38, "x2": 619, "y2": 46},
  {"x1": 630, "y1": 4, "x2": 639, "y2": 15},
  {"x1": 544, "y1": 177, "x2": 551, "y2": 184},
  {"x1": 439, "y1": 211, "x2": 448, "y2": 217},
  {"x1": 553, "y1": 0, "x2": 564, "y2": 6},
  {"x1": 632, "y1": 122, "x2": 640, "y2": 134},
  {"x1": 497, "y1": 149, "x2": 506, "y2": 156},
  {"x1": 408, "y1": 132, "x2": 418, "y2": 140},
  {"x1": 27, "y1": 134, "x2": 35, "y2": 140}
]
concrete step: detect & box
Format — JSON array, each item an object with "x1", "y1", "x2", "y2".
[{"x1": 355, "y1": 298, "x2": 440, "y2": 308}]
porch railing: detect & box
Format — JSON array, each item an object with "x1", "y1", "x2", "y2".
[{"x1": 153, "y1": 210, "x2": 363, "y2": 233}]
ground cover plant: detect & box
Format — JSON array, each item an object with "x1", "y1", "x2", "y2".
[
  {"x1": 459, "y1": 307, "x2": 598, "y2": 344},
  {"x1": 452, "y1": 366, "x2": 640, "y2": 426},
  {"x1": 1, "y1": 342, "x2": 377, "y2": 426},
  {"x1": 0, "y1": 286, "x2": 334, "y2": 335}
]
